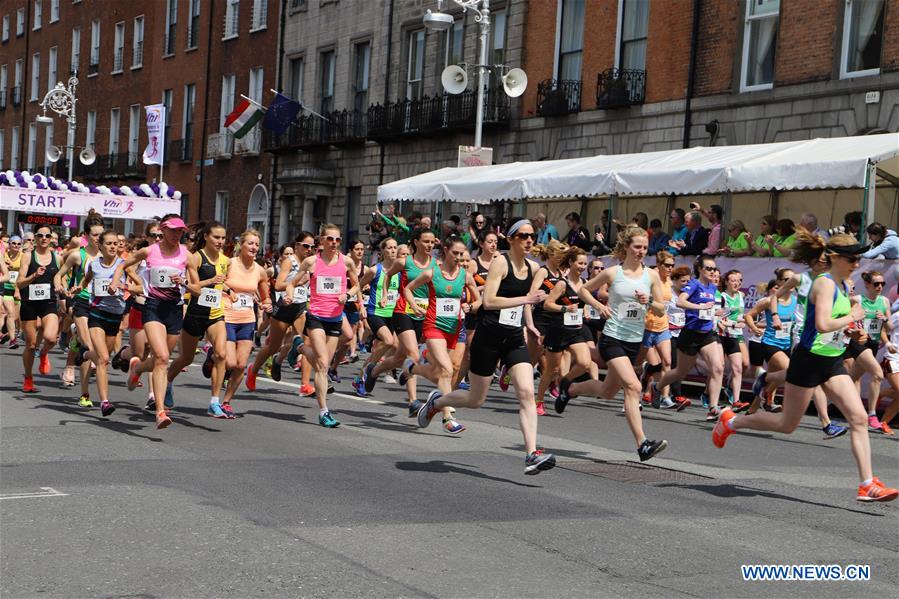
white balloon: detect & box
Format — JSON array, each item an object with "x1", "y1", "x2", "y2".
[
  {"x1": 28, "y1": 182, "x2": 37, "y2": 189},
  {"x1": 173, "y1": 190, "x2": 182, "y2": 201}
]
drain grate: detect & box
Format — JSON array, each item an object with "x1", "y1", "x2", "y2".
[{"x1": 556, "y1": 460, "x2": 712, "y2": 484}]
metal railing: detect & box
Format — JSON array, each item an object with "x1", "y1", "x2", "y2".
[
  {"x1": 208, "y1": 131, "x2": 234, "y2": 159},
  {"x1": 367, "y1": 89, "x2": 510, "y2": 139},
  {"x1": 536, "y1": 79, "x2": 581, "y2": 116},
  {"x1": 263, "y1": 109, "x2": 367, "y2": 151},
  {"x1": 596, "y1": 68, "x2": 646, "y2": 109},
  {"x1": 132, "y1": 42, "x2": 143, "y2": 67},
  {"x1": 113, "y1": 47, "x2": 123, "y2": 72},
  {"x1": 64, "y1": 152, "x2": 147, "y2": 180}
]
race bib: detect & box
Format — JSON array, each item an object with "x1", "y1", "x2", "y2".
[
  {"x1": 361, "y1": 295, "x2": 370, "y2": 305},
  {"x1": 414, "y1": 297, "x2": 429, "y2": 311},
  {"x1": 294, "y1": 285, "x2": 309, "y2": 303},
  {"x1": 8, "y1": 271, "x2": 18, "y2": 283},
  {"x1": 93, "y1": 277, "x2": 113, "y2": 297},
  {"x1": 864, "y1": 318, "x2": 882, "y2": 336},
  {"x1": 726, "y1": 326, "x2": 742, "y2": 338},
  {"x1": 698, "y1": 307, "x2": 714, "y2": 321},
  {"x1": 669, "y1": 312, "x2": 685, "y2": 327},
  {"x1": 28, "y1": 283, "x2": 51, "y2": 300},
  {"x1": 316, "y1": 276, "x2": 341, "y2": 295},
  {"x1": 233, "y1": 292, "x2": 253, "y2": 310},
  {"x1": 436, "y1": 297, "x2": 460, "y2": 316},
  {"x1": 386, "y1": 289, "x2": 399, "y2": 304},
  {"x1": 149, "y1": 267, "x2": 179, "y2": 289},
  {"x1": 564, "y1": 310, "x2": 583, "y2": 326},
  {"x1": 498, "y1": 306, "x2": 522, "y2": 327},
  {"x1": 585, "y1": 304, "x2": 601, "y2": 320},
  {"x1": 822, "y1": 329, "x2": 849, "y2": 349},
  {"x1": 774, "y1": 322, "x2": 792, "y2": 339},
  {"x1": 888, "y1": 359, "x2": 899, "y2": 374},
  {"x1": 618, "y1": 302, "x2": 643, "y2": 321},
  {"x1": 197, "y1": 287, "x2": 222, "y2": 308}
]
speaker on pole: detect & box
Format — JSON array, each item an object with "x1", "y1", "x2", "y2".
[
  {"x1": 45, "y1": 145, "x2": 62, "y2": 163},
  {"x1": 441, "y1": 65, "x2": 469, "y2": 95},
  {"x1": 79, "y1": 147, "x2": 96, "y2": 165},
  {"x1": 502, "y1": 68, "x2": 528, "y2": 98}
]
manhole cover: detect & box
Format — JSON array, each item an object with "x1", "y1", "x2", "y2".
[{"x1": 557, "y1": 460, "x2": 711, "y2": 484}]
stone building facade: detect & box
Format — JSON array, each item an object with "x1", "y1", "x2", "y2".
[{"x1": 269, "y1": 0, "x2": 897, "y2": 247}]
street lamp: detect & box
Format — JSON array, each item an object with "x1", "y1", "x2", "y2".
[{"x1": 37, "y1": 76, "x2": 78, "y2": 181}]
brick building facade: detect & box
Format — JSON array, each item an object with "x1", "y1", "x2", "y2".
[{"x1": 0, "y1": 0, "x2": 278, "y2": 241}]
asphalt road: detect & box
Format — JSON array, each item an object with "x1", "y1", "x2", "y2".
[{"x1": 1, "y1": 343, "x2": 897, "y2": 598}]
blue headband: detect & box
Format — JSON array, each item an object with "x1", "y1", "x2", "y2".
[{"x1": 506, "y1": 219, "x2": 528, "y2": 237}]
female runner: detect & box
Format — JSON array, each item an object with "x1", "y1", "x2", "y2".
[
  {"x1": 849, "y1": 270, "x2": 890, "y2": 432},
  {"x1": 523, "y1": 240, "x2": 567, "y2": 399},
  {"x1": 640, "y1": 251, "x2": 675, "y2": 408},
  {"x1": 718, "y1": 269, "x2": 750, "y2": 411},
  {"x1": 329, "y1": 239, "x2": 366, "y2": 382},
  {"x1": 2, "y1": 235, "x2": 23, "y2": 349},
  {"x1": 454, "y1": 230, "x2": 498, "y2": 391},
  {"x1": 745, "y1": 268, "x2": 796, "y2": 412}
]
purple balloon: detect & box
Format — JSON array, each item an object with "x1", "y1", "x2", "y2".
[
  {"x1": 33, "y1": 174, "x2": 43, "y2": 183},
  {"x1": 36, "y1": 183, "x2": 47, "y2": 189},
  {"x1": 150, "y1": 183, "x2": 160, "y2": 194},
  {"x1": 110, "y1": 186, "x2": 121, "y2": 195}
]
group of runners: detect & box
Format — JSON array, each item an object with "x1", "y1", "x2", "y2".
[{"x1": 3, "y1": 213, "x2": 898, "y2": 499}]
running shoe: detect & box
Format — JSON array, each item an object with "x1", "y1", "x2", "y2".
[
  {"x1": 363, "y1": 362, "x2": 377, "y2": 394},
  {"x1": 221, "y1": 403, "x2": 236, "y2": 419},
  {"x1": 659, "y1": 396, "x2": 677, "y2": 409},
  {"x1": 536, "y1": 401, "x2": 546, "y2": 416},
  {"x1": 78, "y1": 394, "x2": 93, "y2": 408},
  {"x1": 164, "y1": 383, "x2": 174, "y2": 409},
  {"x1": 353, "y1": 376, "x2": 367, "y2": 397},
  {"x1": 638, "y1": 439, "x2": 668, "y2": 462},
  {"x1": 22, "y1": 376, "x2": 37, "y2": 393},
  {"x1": 349, "y1": 354, "x2": 359, "y2": 363},
  {"x1": 201, "y1": 347, "x2": 214, "y2": 379},
  {"x1": 649, "y1": 391, "x2": 661, "y2": 409},
  {"x1": 39, "y1": 352, "x2": 51, "y2": 375},
  {"x1": 458, "y1": 378, "x2": 470, "y2": 391},
  {"x1": 498, "y1": 365, "x2": 511, "y2": 392},
  {"x1": 407, "y1": 399, "x2": 423, "y2": 418},
  {"x1": 712, "y1": 407, "x2": 736, "y2": 448},
  {"x1": 110, "y1": 345, "x2": 128, "y2": 372},
  {"x1": 417, "y1": 392, "x2": 442, "y2": 428},
  {"x1": 642, "y1": 392, "x2": 653, "y2": 406},
  {"x1": 207, "y1": 402, "x2": 228, "y2": 418},
  {"x1": 9, "y1": 339, "x2": 19, "y2": 350},
  {"x1": 384, "y1": 371, "x2": 398, "y2": 385},
  {"x1": 555, "y1": 378, "x2": 572, "y2": 414},
  {"x1": 525, "y1": 450, "x2": 557, "y2": 475},
  {"x1": 868, "y1": 415, "x2": 883, "y2": 432},
  {"x1": 327, "y1": 384, "x2": 335, "y2": 394},
  {"x1": 398, "y1": 358, "x2": 415, "y2": 387},
  {"x1": 299, "y1": 384, "x2": 315, "y2": 397},
  {"x1": 144, "y1": 394, "x2": 156, "y2": 412},
  {"x1": 286, "y1": 336, "x2": 304, "y2": 368},
  {"x1": 649, "y1": 382, "x2": 661, "y2": 407},
  {"x1": 700, "y1": 393, "x2": 709, "y2": 409},
  {"x1": 0, "y1": 333, "x2": 8, "y2": 344},
  {"x1": 823, "y1": 422, "x2": 849, "y2": 440},
  {"x1": 706, "y1": 406, "x2": 720, "y2": 421},
  {"x1": 548, "y1": 381, "x2": 560, "y2": 400},
  {"x1": 731, "y1": 400, "x2": 750, "y2": 413},
  {"x1": 751, "y1": 371, "x2": 768, "y2": 401},
  {"x1": 881, "y1": 421, "x2": 894, "y2": 436},
  {"x1": 857, "y1": 477, "x2": 899, "y2": 502},
  {"x1": 100, "y1": 400, "x2": 116, "y2": 417},
  {"x1": 126, "y1": 357, "x2": 141, "y2": 391},
  {"x1": 60, "y1": 366, "x2": 75, "y2": 387},
  {"x1": 763, "y1": 401, "x2": 782, "y2": 413},
  {"x1": 674, "y1": 396, "x2": 691, "y2": 411},
  {"x1": 245, "y1": 365, "x2": 258, "y2": 391},
  {"x1": 270, "y1": 358, "x2": 283, "y2": 382},
  {"x1": 156, "y1": 411, "x2": 173, "y2": 429},
  {"x1": 319, "y1": 411, "x2": 340, "y2": 428},
  {"x1": 722, "y1": 388, "x2": 734, "y2": 405},
  {"x1": 443, "y1": 417, "x2": 466, "y2": 434},
  {"x1": 327, "y1": 368, "x2": 340, "y2": 384}
]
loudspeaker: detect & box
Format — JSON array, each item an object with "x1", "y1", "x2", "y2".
[
  {"x1": 79, "y1": 147, "x2": 96, "y2": 166},
  {"x1": 502, "y1": 68, "x2": 528, "y2": 98},
  {"x1": 45, "y1": 145, "x2": 62, "y2": 163},
  {"x1": 441, "y1": 65, "x2": 468, "y2": 95}
]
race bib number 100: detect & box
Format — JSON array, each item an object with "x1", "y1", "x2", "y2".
[{"x1": 316, "y1": 276, "x2": 341, "y2": 295}]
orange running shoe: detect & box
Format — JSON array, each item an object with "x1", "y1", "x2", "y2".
[
  {"x1": 246, "y1": 366, "x2": 257, "y2": 391},
  {"x1": 156, "y1": 411, "x2": 173, "y2": 430},
  {"x1": 712, "y1": 407, "x2": 736, "y2": 448},
  {"x1": 880, "y1": 421, "x2": 894, "y2": 436},
  {"x1": 38, "y1": 353, "x2": 51, "y2": 375},
  {"x1": 536, "y1": 401, "x2": 546, "y2": 416},
  {"x1": 299, "y1": 383, "x2": 315, "y2": 397},
  {"x1": 22, "y1": 377, "x2": 37, "y2": 393},
  {"x1": 857, "y1": 477, "x2": 899, "y2": 502}
]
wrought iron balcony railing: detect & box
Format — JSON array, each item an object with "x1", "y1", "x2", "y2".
[
  {"x1": 536, "y1": 79, "x2": 581, "y2": 117},
  {"x1": 596, "y1": 68, "x2": 646, "y2": 109},
  {"x1": 367, "y1": 89, "x2": 510, "y2": 140},
  {"x1": 263, "y1": 109, "x2": 367, "y2": 152}
]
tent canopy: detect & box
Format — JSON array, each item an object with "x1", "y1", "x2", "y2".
[{"x1": 377, "y1": 133, "x2": 899, "y2": 204}]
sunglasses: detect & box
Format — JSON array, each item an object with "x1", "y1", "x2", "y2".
[
  {"x1": 702, "y1": 266, "x2": 716, "y2": 271},
  {"x1": 661, "y1": 262, "x2": 675, "y2": 268},
  {"x1": 298, "y1": 243, "x2": 313, "y2": 250},
  {"x1": 872, "y1": 281, "x2": 885, "y2": 287},
  {"x1": 325, "y1": 235, "x2": 341, "y2": 243},
  {"x1": 514, "y1": 232, "x2": 537, "y2": 241},
  {"x1": 591, "y1": 266, "x2": 603, "y2": 270},
  {"x1": 475, "y1": 220, "x2": 485, "y2": 225},
  {"x1": 150, "y1": 233, "x2": 164, "y2": 239},
  {"x1": 34, "y1": 233, "x2": 52, "y2": 239}
]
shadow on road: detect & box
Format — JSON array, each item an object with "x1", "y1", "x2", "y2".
[{"x1": 395, "y1": 460, "x2": 542, "y2": 488}]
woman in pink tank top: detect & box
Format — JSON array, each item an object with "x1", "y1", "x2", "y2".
[{"x1": 287, "y1": 223, "x2": 360, "y2": 428}]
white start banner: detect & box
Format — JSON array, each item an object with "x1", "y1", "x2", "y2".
[{"x1": 0, "y1": 187, "x2": 181, "y2": 220}]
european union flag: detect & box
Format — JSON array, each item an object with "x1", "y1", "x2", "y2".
[{"x1": 262, "y1": 92, "x2": 302, "y2": 135}]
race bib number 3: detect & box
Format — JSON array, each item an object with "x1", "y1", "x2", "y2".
[
  {"x1": 436, "y1": 297, "x2": 460, "y2": 316},
  {"x1": 498, "y1": 306, "x2": 522, "y2": 327},
  {"x1": 93, "y1": 278, "x2": 113, "y2": 297},
  {"x1": 149, "y1": 267, "x2": 178, "y2": 289},
  {"x1": 564, "y1": 310, "x2": 583, "y2": 326},
  {"x1": 198, "y1": 288, "x2": 222, "y2": 308},
  {"x1": 29, "y1": 283, "x2": 50, "y2": 300},
  {"x1": 618, "y1": 302, "x2": 643, "y2": 321},
  {"x1": 585, "y1": 305, "x2": 601, "y2": 320},
  {"x1": 316, "y1": 276, "x2": 341, "y2": 295}
]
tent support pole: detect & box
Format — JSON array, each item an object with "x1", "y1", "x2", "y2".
[{"x1": 862, "y1": 160, "x2": 876, "y2": 243}]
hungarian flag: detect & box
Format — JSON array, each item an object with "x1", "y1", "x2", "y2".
[{"x1": 224, "y1": 99, "x2": 264, "y2": 139}]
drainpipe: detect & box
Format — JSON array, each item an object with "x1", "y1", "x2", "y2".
[
  {"x1": 377, "y1": 0, "x2": 395, "y2": 200},
  {"x1": 197, "y1": 0, "x2": 215, "y2": 221},
  {"x1": 682, "y1": 0, "x2": 701, "y2": 149},
  {"x1": 268, "y1": 0, "x2": 288, "y2": 252}
]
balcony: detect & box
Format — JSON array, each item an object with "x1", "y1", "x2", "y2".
[
  {"x1": 208, "y1": 131, "x2": 234, "y2": 160},
  {"x1": 113, "y1": 47, "x2": 124, "y2": 72},
  {"x1": 536, "y1": 79, "x2": 581, "y2": 117},
  {"x1": 234, "y1": 127, "x2": 261, "y2": 155},
  {"x1": 132, "y1": 42, "x2": 143, "y2": 67},
  {"x1": 168, "y1": 138, "x2": 193, "y2": 163},
  {"x1": 366, "y1": 89, "x2": 510, "y2": 140},
  {"x1": 11, "y1": 86, "x2": 21, "y2": 106},
  {"x1": 263, "y1": 109, "x2": 367, "y2": 152},
  {"x1": 596, "y1": 68, "x2": 646, "y2": 109},
  {"x1": 61, "y1": 153, "x2": 146, "y2": 181}
]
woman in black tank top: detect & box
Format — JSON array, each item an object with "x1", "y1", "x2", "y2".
[{"x1": 414, "y1": 218, "x2": 557, "y2": 476}]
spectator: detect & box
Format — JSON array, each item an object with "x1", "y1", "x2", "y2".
[
  {"x1": 599, "y1": 209, "x2": 615, "y2": 242},
  {"x1": 589, "y1": 226, "x2": 613, "y2": 256},
  {"x1": 844, "y1": 211, "x2": 863, "y2": 237},
  {"x1": 467, "y1": 212, "x2": 489, "y2": 251},
  {"x1": 647, "y1": 219, "x2": 670, "y2": 255},
  {"x1": 631, "y1": 212, "x2": 649, "y2": 230},
  {"x1": 750, "y1": 215, "x2": 777, "y2": 256},
  {"x1": 863, "y1": 223, "x2": 899, "y2": 259},
  {"x1": 701, "y1": 204, "x2": 723, "y2": 255},
  {"x1": 564, "y1": 211, "x2": 592, "y2": 250},
  {"x1": 798, "y1": 212, "x2": 829, "y2": 241},
  {"x1": 720, "y1": 220, "x2": 752, "y2": 257},
  {"x1": 372, "y1": 206, "x2": 411, "y2": 244},
  {"x1": 668, "y1": 208, "x2": 687, "y2": 255},
  {"x1": 534, "y1": 212, "x2": 559, "y2": 244},
  {"x1": 771, "y1": 219, "x2": 796, "y2": 257},
  {"x1": 672, "y1": 211, "x2": 708, "y2": 256}
]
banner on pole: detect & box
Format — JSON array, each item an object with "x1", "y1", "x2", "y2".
[{"x1": 142, "y1": 104, "x2": 166, "y2": 166}]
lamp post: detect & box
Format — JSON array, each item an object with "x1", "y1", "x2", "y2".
[
  {"x1": 37, "y1": 76, "x2": 78, "y2": 181},
  {"x1": 424, "y1": 0, "x2": 491, "y2": 148}
]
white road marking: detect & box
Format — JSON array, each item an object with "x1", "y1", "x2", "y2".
[
  {"x1": 1, "y1": 486, "x2": 68, "y2": 501},
  {"x1": 255, "y1": 375, "x2": 386, "y2": 405}
]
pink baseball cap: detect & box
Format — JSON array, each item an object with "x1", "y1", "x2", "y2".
[{"x1": 161, "y1": 217, "x2": 188, "y2": 230}]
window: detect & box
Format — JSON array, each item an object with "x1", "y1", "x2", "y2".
[
  {"x1": 113, "y1": 21, "x2": 125, "y2": 73},
  {"x1": 27, "y1": 124, "x2": 37, "y2": 169},
  {"x1": 109, "y1": 108, "x2": 120, "y2": 156},
  {"x1": 128, "y1": 104, "x2": 140, "y2": 164},
  {"x1": 48, "y1": 46, "x2": 57, "y2": 90},
  {"x1": 42, "y1": 123, "x2": 52, "y2": 172},
  {"x1": 288, "y1": 56, "x2": 304, "y2": 101},
  {"x1": 33, "y1": 1, "x2": 41, "y2": 30},
  {"x1": 840, "y1": 0, "x2": 884, "y2": 78},
  {"x1": 10, "y1": 126, "x2": 19, "y2": 169},
  {"x1": 162, "y1": 89, "x2": 173, "y2": 159},
  {"x1": 490, "y1": 10, "x2": 506, "y2": 88},
  {"x1": 187, "y1": 0, "x2": 200, "y2": 49},
  {"x1": 215, "y1": 191, "x2": 229, "y2": 227},
  {"x1": 219, "y1": 75, "x2": 236, "y2": 134},
  {"x1": 319, "y1": 50, "x2": 335, "y2": 113},
  {"x1": 17, "y1": 8, "x2": 25, "y2": 36},
  {"x1": 133, "y1": 16, "x2": 144, "y2": 67},
  {"x1": 406, "y1": 30, "x2": 425, "y2": 100},
  {"x1": 183, "y1": 83, "x2": 196, "y2": 159},
  {"x1": 0, "y1": 65, "x2": 7, "y2": 107},
  {"x1": 14, "y1": 59, "x2": 23, "y2": 106},
  {"x1": 740, "y1": 0, "x2": 778, "y2": 91},
  {"x1": 290, "y1": 0, "x2": 307, "y2": 11},
  {"x1": 618, "y1": 0, "x2": 648, "y2": 71},
  {"x1": 30, "y1": 53, "x2": 40, "y2": 101},
  {"x1": 249, "y1": 67, "x2": 263, "y2": 103},
  {"x1": 353, "y1": 41, "x2": 370, "y2": 114},
  {"x1": 89, "y1": 20, "x2": 100, "y2": 74},
  {"x1": 85, "y1": 110, "x2": 96, "y2": 149},
  {"x1": 557, "y1": 0, "x2": 585, "y2": 81},
  {"x1": 251, "y1": 0, "x2": 267, "y2": 31},
  {"x1": 224, "y1": 0, "x2": 240, "y2": 38},
  {"x1": 71, "y1": 27, "x2": 80, "y2": 74},
  {"x1": 165, "y1": 0, "x2": 177, "y2": 55},
  {"x1": 50, "y1": 0, "x2": 59, "y2": 23},
  {"x1": 444, "y1": 19, "x2": 464, "y2": 67},
  {"x1": 2, "y1": 15, "x2": 9, "y2": 42}
]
